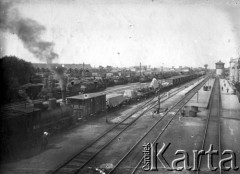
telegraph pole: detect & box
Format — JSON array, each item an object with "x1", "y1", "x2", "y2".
[
  {"x1": 82, "y1": 62, "x2": 85, "y2": 78},
  {"x1": 140, "y1": 62, "x2": 141, "y2": 77},
  {"x1": 157, "y1": 88, "x2": 160, "y2": 114},
  {"x1": 197, "y1": 91, "x2": 199, "y2": 103},
  {"x1": 157, "y1": 63, "x2": 164, "y2": 114}
]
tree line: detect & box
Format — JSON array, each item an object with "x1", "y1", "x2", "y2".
[{"x1": 0, "y1": 56, "x2": 35, "y2": 104}]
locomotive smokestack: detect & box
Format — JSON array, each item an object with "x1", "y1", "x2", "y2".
[
  {"x1": 54, "y1": 65, "x2": 67, "y2": 103},
  {"x1": 61, "y1": 87, "x2": 66, "y2": 104}
]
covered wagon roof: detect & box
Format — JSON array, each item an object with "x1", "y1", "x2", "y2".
[
  {"x1": 106, "y1": 93, "x2": 123, "y2": 98},
  {"x1": 168, "y1": 74, "x2": 190, "y2": 80},
  {"x1": 67, "y1": 92, "x2": 106, "y2": 101},
  {"x1": 215, "y1": 60, "x2": 225, "y2": 65}
]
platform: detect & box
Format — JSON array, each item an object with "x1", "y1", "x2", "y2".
[
  {"x1": 185, "y1": 78, "x2": 215, "y2": 109},
  {"x1": 176, "y1": 77, "x2": 205, "y2": 96},
  {"x1": 220, "y1": 79, "x2": 240, "y2": 111}
]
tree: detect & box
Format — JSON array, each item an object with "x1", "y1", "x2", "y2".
[
  {"x1": 41, "y1": 67, "x2": 46, "y2": 73},
  {"x1": 67, "y1": 68, "x2": 73, "y2": 74},
  {"x1": 0, "y1": 56, "x2": 35, "y2": 103}
]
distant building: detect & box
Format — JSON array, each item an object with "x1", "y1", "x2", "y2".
[
  {"x1": 175, "y1": 67, "x2": 192, "y2": 74},
  {"x1": 34, "y1": 63, "x2": 92, "y2": 70},
  {"x1": 229, "y1": 58, "x2": 240, "y2": 83},
  {"x1": 215, "y1": 60, "x2": 225, "y2": 76},
  {"x1": 106, "y1": 72, "x2": 114, "y2": 77}
]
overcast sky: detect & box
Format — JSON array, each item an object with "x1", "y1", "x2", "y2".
[{"x1": 1, "y1": 0, "x2": 240, "y2": 68}]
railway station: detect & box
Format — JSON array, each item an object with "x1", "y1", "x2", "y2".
[
  {"x1": 1, "y1": 1, "x2": 240, "y2": 174},
  {"x1": 1, "y1": 60, "x2": 240, "y2": 174}
]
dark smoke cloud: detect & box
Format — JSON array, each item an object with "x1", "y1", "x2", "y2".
[
  {"x1": 0, "y1": 1, "x2": 66, "y2": 90},
  {"x1": 0, "y1": 1, "x2": 58, "y2": 64},
  {"x1": 0, "y1": 1, "x2": 10, "y2": 57}
]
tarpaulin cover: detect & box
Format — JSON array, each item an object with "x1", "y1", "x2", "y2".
[
  {"x1": 150, "y1": 78, "x2": 159, "y2": 89},
  {"x1": 106, "y1": 93, "x2": 125, "y2": 107},
  {"x1": 161, "y1": 82, "x2": 170, "y2": 87},
  {"x1": 123, "y1": 89, "x2": 137, "y2": 98}
]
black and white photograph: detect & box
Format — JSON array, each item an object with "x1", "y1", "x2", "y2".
[{"x1": 0, "y1": 0, "x2": 240, "y2": 173}]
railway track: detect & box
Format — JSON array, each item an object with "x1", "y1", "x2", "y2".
[
  {"x1": 106, "y1": 77, "x2": 209, "y2": 174},
  {"x1": 197, "y1": 78, "x2": 221, "y2": 173},
  {"x1": 53, "y1": 95, "x2": 158, "y2": 173},
  {"x1": 52, "y1": 77, "x2": 207, "y2": 174}
]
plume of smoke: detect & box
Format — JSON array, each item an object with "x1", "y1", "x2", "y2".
[
  {"x1": 54, "y1": 65, "x2": 67, "y2": 91},
  {"x1": 0, "y1": 2, "x2": 58, "y2": 64},
  {"x1": 0, "y1": 1, "x2": 66, "y2": 90}
]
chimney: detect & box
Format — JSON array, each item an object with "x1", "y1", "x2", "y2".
[
  {"x1": 61, "y1": 75, "x2": 67, "y2": 103},
  {"x1": 62, "y1": 89, "x2": 66, "y2": 103},
  {"x1": 49, "y1": 98, "x2": 57, "y2": 109}
]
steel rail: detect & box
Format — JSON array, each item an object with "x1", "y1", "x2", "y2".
[
  {"x1": 52, "y1": 96, "x2": 157, "y2": 174},
  {"x1": 218, "y1": 80, "x2": 222, "y2": 174},
  {"x1": 108, "y1": 77, "x2": 209, "y2": 174},
  {"x1": 196, "y1": 78, "x2": 221, "y2": 174},
  {"x1": 129, "y1": 77, "x2": 208, "y2": 174},
  {"x1": 53, "y1": 78, "x2": 203, "y2": 174},
  {"x1": 54, "y1": 91, "x2": 172, "y2": 173}
]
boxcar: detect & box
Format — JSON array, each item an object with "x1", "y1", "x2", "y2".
[
  {"x1": 166, "y1": 74, "x2": 195, "y2": 86},
  {"x1": 67, "y1": 92, "x2": 106, "y2": 118}
]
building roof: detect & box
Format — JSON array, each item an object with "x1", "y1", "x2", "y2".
[
  {"x1": 230, "y1": 58, "x2": 240, "y2": 63},
  {"x1": 106, "y1": 93, "x2": 123, "y2": 98},
  {"x1": 215, "y1": 60, "x2": 225, "y2": 65}
]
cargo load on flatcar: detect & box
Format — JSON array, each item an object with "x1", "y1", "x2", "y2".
[
  {"x1": 150, "y1": 78, "x2": 159, "y2": 89},
  {"x1": 106, "y1": 93, "x2": 125, "y2": 108}
]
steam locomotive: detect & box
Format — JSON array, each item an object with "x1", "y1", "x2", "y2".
[{"x1": 0, "y1": 98, "x2": 73, "y2": 156}]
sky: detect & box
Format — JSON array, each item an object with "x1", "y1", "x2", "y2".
[{"x1": 0, "y1": 0, "x2": 240, "y2": 68}]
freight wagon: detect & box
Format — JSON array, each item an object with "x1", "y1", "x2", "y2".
[
  {"x1": 106, "y1": 93, "x2": 125, "y2": 109},
  {"x1": 67, "y1": 92, "x2": 106, "y2": 119},
  {"x1": 136, "y1": 87, "x2": 155, "y2": 99},
  {"x1": 123, "y1": 89, "x2": 138, "y2": 103},
  {"x1": 165, "y1": 74, "x2": 197, "y2": 86}
]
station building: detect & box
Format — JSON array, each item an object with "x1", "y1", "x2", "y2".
[
  {"x1": 229, "y1": 58, "x2": 240, "y2": 83},
  {"x1": 215, "y1": 60, "x2": 225, "y2": 77}
]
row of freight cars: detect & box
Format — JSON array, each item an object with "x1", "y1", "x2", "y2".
[
  {"x1": 68, "y1": 74, "x2": 199, "y2": 118},
  {"x1": 0, "y1": 74, "x2": 200, "y2": 155},
  {"x1": 18, "y1": 71, "x2": 182, "y2": 101}
]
